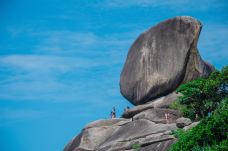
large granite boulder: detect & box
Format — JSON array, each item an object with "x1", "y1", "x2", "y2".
[{"x1": 120, "y1": 16, "x2": 214, "y2": 105}]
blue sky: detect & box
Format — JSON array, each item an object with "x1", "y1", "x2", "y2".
[{"x1": 0, "y1": 0, "x2": 227, "y2": 151}]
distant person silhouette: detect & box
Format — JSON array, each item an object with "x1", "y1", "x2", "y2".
[
  {"x1": 195, "y1": 113, "x2": 199, "y2": 121},
  {"x1": 208, "y1": 108, "x2": 212, "y2": 117},
  {"x1": 124, "y1": 106, "x2": 130, "y2": 112},
  {"x1": 110, "y1": 107, "x2": 116, "y2": 119}
]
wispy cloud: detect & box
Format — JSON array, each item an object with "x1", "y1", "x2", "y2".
[
  {"x1": 0, "y1": 23, "x2": 139, "y2": 103},
  {"x1": 5, "y1": 25, "x2": 135, "y2": 55},
  {"x1": 100, "y1": 0, "x2": 226, "y2": 10},
  {"x1": 0, "y1": 109, "x2": 45, "y2": 120},
  {"x1": 102, "y1": 0, "x2": 186, "y2": 8},
  {"x1": 33, "y1": 30, "x2": 134, "y2": 55},
  {"x1": 0, "y1": 55, "x2": 104, "y2": 72},
  {"x1": 0, "y1": 54, "x2": 120, "y2": 101}
]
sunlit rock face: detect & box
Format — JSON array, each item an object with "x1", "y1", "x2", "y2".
[{"x1": 120, "y1": 16, "x2": 214, "y2": 105}]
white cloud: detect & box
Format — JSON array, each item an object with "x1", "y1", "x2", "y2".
[
  {"x1": 100, "y1": 0, "x2": 225, "y2": 10},
  {"x1": 0, "y1": 109, "x2": 45, "y2": 120},
  {"x1": 0, "y1": 53, "x2": 124, "y2": 102},
  {"x1": 0, "y1": 55, "x2": 102, "y2": 72},
  {"x1": 32, "y1": 30, "x2": 134, "y2": 55},
  {"x1": 103, "y1": 0, "x2": 186, "y2": 7},
  {"x1": 0, "y1": 25, "x2": 138, "y2": 102}
]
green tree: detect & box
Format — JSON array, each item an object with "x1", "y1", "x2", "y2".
[
  {"x1": 176, "y1": 66, "x2": 228, "y2": 118},
  {"x1": 169, "y1": 98, "x2": 228, "y2": 151}
]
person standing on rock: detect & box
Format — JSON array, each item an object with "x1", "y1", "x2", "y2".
[
  {"x1": 195, "y1": 113, "x2": 199, "y2": 121},
  {"x1": 167, "y1": 113, "x2": 171, "y2": 119},
  {"x1": 165, "y1": 112, "x2": 168, "y2": 122},
  {"x1": 208, "y1": 108, "x2": 212, "y2": 117},
  {"x1": 110, "y1": 111, "x2": 113, "y2": 119},
  {"x1": 110, "y1": 107, "x2": 116, "y2": 119},
  {"x1": 124, "y1": 106, "x2": 130, "y2": 112}
]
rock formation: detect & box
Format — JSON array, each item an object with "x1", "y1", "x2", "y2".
[
  {"x1": 64, "y1": 16, "x2": 214, "y2": 151},
  {"x1": 120, "y1": 16, "x2": 214, "y2": 105}
]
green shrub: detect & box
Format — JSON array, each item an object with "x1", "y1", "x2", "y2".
[
  {"x1": 132, "y1": 143, "x2": 141, "y2": 151},
  {"x1": 171, "y1": 129, "x2": 185, "y2": 138},
  {"x1": 169, "y1": 98, "x2": 228, "y2": 151},
  {"x1": 191, "y1": 139, "x2": 228, "y2": 151},
  {"x1": 170, "y1": 100, "x2": 195, "y2": 120},
  {"x1": 176, "y1": 66, "x2": 228, "y2": 118}
]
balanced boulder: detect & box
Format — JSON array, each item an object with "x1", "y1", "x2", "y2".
[{"x1": 120, "y1": 16, "x2": 214, "y2": 105}]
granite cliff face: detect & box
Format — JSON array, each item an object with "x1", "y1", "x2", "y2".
[
  {"x1": 120, "y1": 16, "x2": 214, "y2": 105},
  {"x1": 64, "y1": 16, "x2": 214, "y2": 151}
]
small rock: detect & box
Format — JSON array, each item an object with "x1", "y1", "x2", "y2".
[
  {"x1": 183, "y1": 121, "x2": 199, "y2": 131},
  {"x1": 176, "y1": 117, "x2": 192, "y2": 128}
]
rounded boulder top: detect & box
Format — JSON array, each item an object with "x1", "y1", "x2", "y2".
[{"x1": 120, "y1": 16, "x2": 214, "y2": 105}]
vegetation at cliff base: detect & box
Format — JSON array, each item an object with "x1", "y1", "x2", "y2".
[
  {"x1": 170, "y1": 98, "x2": 228, "y2": 151},
  {"x1": 169, "y1": 66, "x2": 228, "y2": 151},
  {"x1": 171, "y1": 66, "x2": 228, "y2": 120}
]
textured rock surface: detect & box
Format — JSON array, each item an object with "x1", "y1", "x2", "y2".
[
  {"x1": 64, "y1": 118, "x2": 130, "y2": 151},
  {"x1": 122, "y1": 92, "x2": 180, "y2": 118},
  {"x1": 64, "y1": 16, "x2": 215, "y2": 151},
  {"x1": 120, "y1": 16, "x2": 214, "y2": 105},
  {"x1": 64, "y1": 119, "x2": 178, "y2": 151},
  {"x1": 183, "y1": 121, "x2": 199, "y2": 131},
  {"x1": 133, "y1": 108, "x2": 181, "y2": 124},
  {"x1": 176, "y1": 117, "x2": 192, "y2": 128},
  {"x1": 140, "y1": 139, "x2": 176, "y2": 151}
]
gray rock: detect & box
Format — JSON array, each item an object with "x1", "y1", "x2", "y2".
[
  {"x1": 84, "y1": 118, "x2": 130, "y2": 129},
  {"x1": 140, "y1": 139, "x2": 176, "y2": 151},
  {"x1": 64, "y1": 119, "x2": 178, "y2": 151},
  {"x1": 151, "y1": 92, "x2": 182, "y2": 108},
  {"x1": 122, "y1": 92, "x2": 180, "y2": 118},
  {"x1": 64, "y1": 118, "x2": 129, "y2": 151},
  {"x1": 133, "y1": 108, "x2": 181, "y2": 124},
  {"x1": 98, "y1": 119, "x2": 177, "y2": 151},
  {"x1": 183, "y1": 121, "x2": 199, "y2": 131},
  {"x1": 120, "y1": 16, "x2": 214, "y2": 105},
  {"x1": 122, "y1": 101, "x2": 154, "y2": 118},
  {"x1": 176, "y1": 117, "x2": 192, "y2": 128}
]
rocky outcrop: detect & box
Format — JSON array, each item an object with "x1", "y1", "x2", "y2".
[
  {"x1": 122, "y1": 92, "x2": 180, "y2": 118},
  {"x1": 133, "y1": 108, "x2": 181, "y2": 124},
  {"x1": 64, "y1": 16, "x2": 214, "y2": 151},
  {"x1": 64, "y1": 118, "x2": 131, "y2": 151},
  {"x1": 120, "y1": 16, "x2": 214, "y2": 105},
  {"x1": 64, "y1": 118, "x2": 178, "y2": 151},
  {"x1": 183, "y1": 121, "x2": 199, "y2": 131}
]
